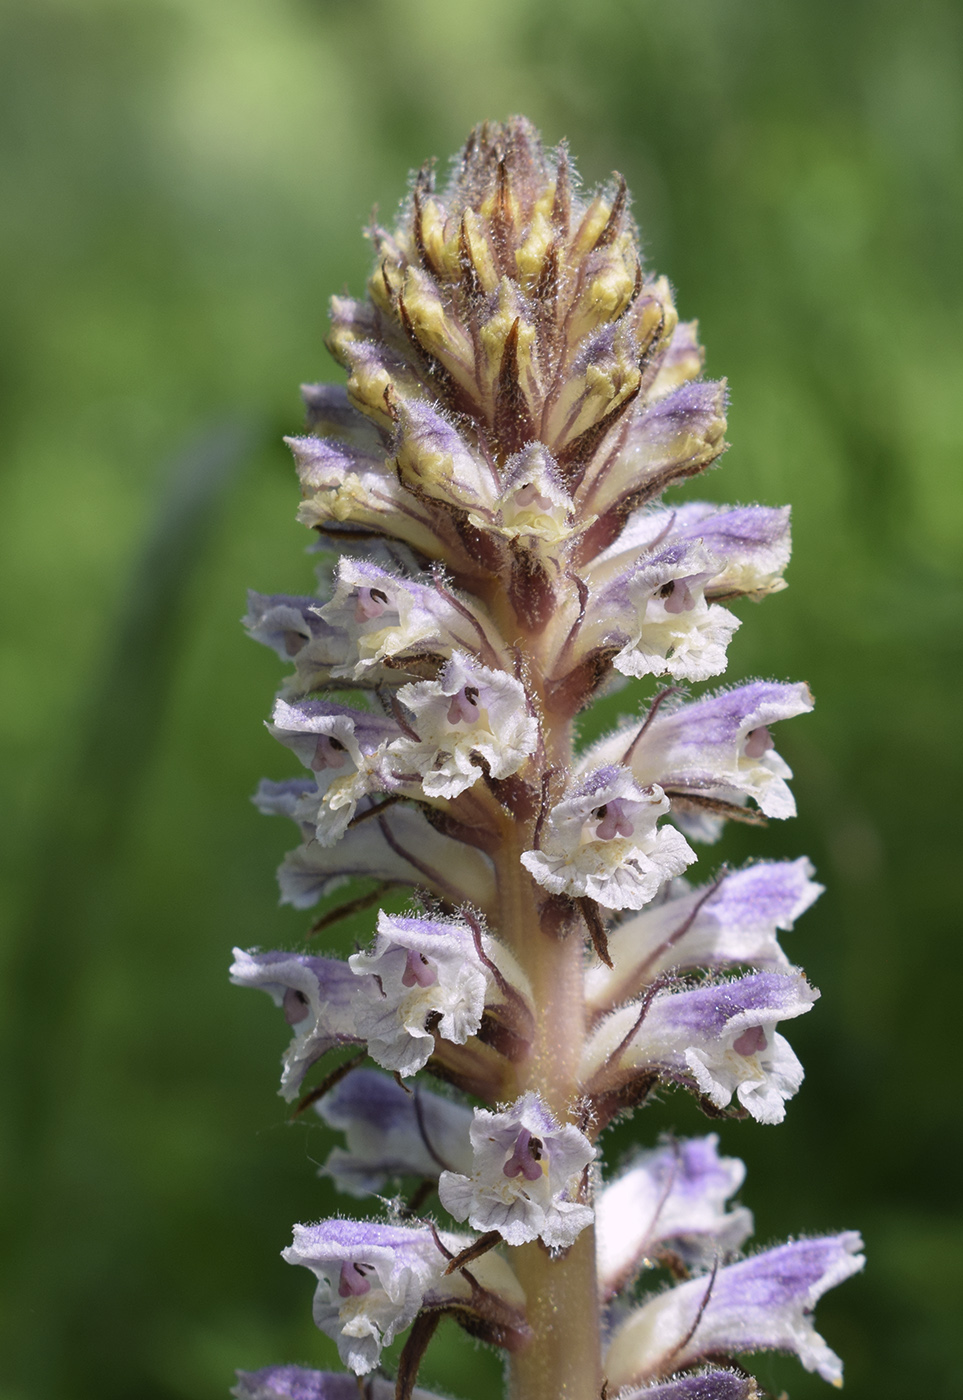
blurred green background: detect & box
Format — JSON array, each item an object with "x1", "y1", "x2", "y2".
[{"x1": 1, "y1": 1, "x2": 961, "y2": 1396}]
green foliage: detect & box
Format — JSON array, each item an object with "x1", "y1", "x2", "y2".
[{"x1": 0, "y1": 1, "x2": 960, "y2": 1396}]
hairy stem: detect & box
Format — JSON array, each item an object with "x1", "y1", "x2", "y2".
[{"x1": 497, "y1": 825, "x2": 603, "y2": 1400}]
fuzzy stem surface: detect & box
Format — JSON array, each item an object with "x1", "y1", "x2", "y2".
[{"x1": 496, "y1": 809, "x2": 603, "y2": 1400}]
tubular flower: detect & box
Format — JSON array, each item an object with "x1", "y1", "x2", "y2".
[
  {"x1": 232, "y1": 119, "x2": 860, "y2": 1400},
  {"x1": 438, "y1": 1091, "x2": 595, "y2": 1248},
  {"x1": 604, "y1": 1233, "x2": 866, "y2": 1389},
  {"x1": 596, "y1": 1135, "x2": 753, "y2": 1300},
  {"x1": 391, "y1": 651, "x2": 539, "y2": 799},
  {"x1": 583, "y1": 970, "x2": 819, "y2": 1124},
  {"x1": 280, "y1": 1221, "x2": 455, "y2": 1374},
  {"x1": 315, "y1": 1068, "x2": 474, "y2": 1196},
  {"x1": 520, "y1": 766, "x2": 696, "y2": 909},
  {"x1": 347, "y1": 911, "x2": 502, "y2": 1076}
]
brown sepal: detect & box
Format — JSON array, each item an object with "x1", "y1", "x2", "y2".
[
  {"x1": 420, "y1": 801, "x2": 502, "y2": 855},
  {"x1": 427, "y1": 1036, "x2": 512, "y2": 1102},
  {"x1": 544, "y1": 648, "x2": 619, "y2": 719},
  {"x1": 578, "y1": 897, "x2": 612, "y2": 968},
  {"x1": 663, "y1": 792, "x2": 769, "y2": 828},
  {"x1": 589, "y1": 1071, "x2": 659, "y2": 1138},
  {"x1": 538, "y1": 892, "x2": 582, "y2": 940},
  {"x1": 394, "y1": 1310, "x2": 442, "y2": 1400},
  {"x1": 477, "y1": 1009, "x2": 530, "y2": 1062},
  {"x1": 508, "y1": 545, "x2": 556, "y2": 631},
  {"x1": 493, "y1": 318, "x2": 536, "y2": 459},
  {"x1": 484, "y1": 769, "x2": 538, "y2": 822},
  {"x1": 446, "y1": 1295, "x2": 533, "y2": 1354},
  {"x1": 289, "y1": 1049, "x2": 367, "y2": 1120},
  {"x1": 555, "y1": 381, "x2": 641, "y2": 492},
  {"x1": 308, "y1": 882, "x2": 405, "y2": 938},
  {"x1": 457, "y1": 215, "x2": 484, "y2": 306},
  {"x1": 452, "y1": 513, "x2": 504, "y2": 573},
  {"x1": 592, "y1": 174, "x2": 627, "y2": 250},
  {"x1": 489, "y1": 157, "x2": 515, "y2": 275},
  {"x1": 551, "y1": 147, "x2": 571, "y2": 233},
  {"x1": 443, "y1": 1229, "x2": 502, "y2": 1276}
]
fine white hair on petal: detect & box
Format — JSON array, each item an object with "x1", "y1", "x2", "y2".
[
  {"x1": 394, "y1": 396, "x2": 500, "y2": 515},
  {"x1": 596, "y1": 1135, "x2": 753, "y2": 1299},
  {"x1": 604, "y1": 1232, "x2": 865, "y2": 1390},
  {"x1": 316, "y1": 556, "x2": 505, "y2": 680},
  {"x1": 391, "y1": 651, "x2": 538, "y2": 799},
  {"x1": 587, "y1": 540, "x2": 741, "y2": 685},
  {"x1": 479, "y1": 442, "x2": 577, "y2": 549},
  {"x1": 348, "y1": 912, "x2": 494, "y2": 1076},
  {"x1": 232, "y1": 1365, "x2": 447, "y2": 1400},
  {"x1": 612, "y1": 1369, "x2": 761, "y2": 1400},
  {"x1": 590, "y1": 501, "x2": 792, "y2": 603},
  {"x1": 281, "y1": 1219, "x2": 449, "y2": 1375},
  {"x1": 583, "y1": 970, "x2": 819, "y2": 1124},
  {"x1": 229, "y1": 948, "x2": 365, "y2": 1101},
  {"x1": 521, "y1": 766, "x2": 696, "y2": 910},
  {"x1": 265, "y1": 798, "x2": 497, "y2": 916},
  {"x1": 581, "y1": 681, "x2": 814, "y2": 842},
  {"x1": 585, "y1": 857, "x2": 823, "y2": 1012},
  {"x1": 438, "y1": 1091, "x2": 595, "y2": 1248},
  {"x1": 266, "y1": 698, "x2": 402, "y2": 846},
  {"x1": 316, "y1": 1067, "x2": 474, "y2": 1197}
]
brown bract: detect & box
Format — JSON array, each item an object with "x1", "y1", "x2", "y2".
[{"x1": 297, "y1": 118, "x2": 727, "y2": 669}]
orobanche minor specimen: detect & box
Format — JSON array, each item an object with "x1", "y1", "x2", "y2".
[{"x1": 231, "y1": 119, "x2": 862, "y2": 1400}]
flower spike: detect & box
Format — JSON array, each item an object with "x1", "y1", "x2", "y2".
[{"x1": 233, "y1": 117, "x2": 861, "y2": 1400}]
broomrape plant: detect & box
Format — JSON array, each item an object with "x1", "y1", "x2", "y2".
[{"x1": 231, "y1": 119, "x2": 862, "y2": 1400}]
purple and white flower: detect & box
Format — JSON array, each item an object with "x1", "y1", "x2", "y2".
[
  {"x1": 229, "y1": 949, "x2": 364, "y2": 1100},
  {"x1": 483, "y1": 443, "x2": 577, "y2": 552},
  {"x1": 614, "y1": 1372, "x2": 761, "y2": 1400},
  {"x1": 604, "y1": 1232, "x2": 866, "y2": 1389},
  {"x1": 587, "y1": 682, "x2": 813, "y2": 840},
  {"x1": 267, "y1": 699, "x2": 401, "y2": 845},
  {"x1": 393, "y1": 397, "x2": 499, "y2": 516},
  {"x1": 596, "y1": 1136, "x2": 753, "y2": 1299},
  {"x1": 232, "y1": 1366, "x2": 445, "y2": 1400},
  {"x1": 253, "y1": 782, "x2": 498, "y2": 914},
  {"x1": 242, "y1": 591, "x2": 344, "y2": 664},
  {"x1": 317, "y1": 557, "x2": 503, "y2": 681},
  {"x1": 581, "y1": 379, "x2": 728, "y2": 521},
  {"x1": 348, "y1": 913, "x2": 496, "y2": 1076},
  {"x1": 579, "y1": 540, "x2": 740, "y2": 684},
  {"x1": 591, "y1": 502, "x2": 791, "y2": 603},
  {"x1": 289, "y1": 433, "x2": 444, "y2": 561},
  {"x1": 235, "y1": 121, "x2": 861, "y2": 1400},
  {"x1": 281, "y1": 1220, "x2": 450, "y2": 1374},
  {"x1": 521, "y1": 766, "x2": 696, "y2": 910},
  {"x1": 300, "y1": 379, "x2": 386, "y2": 447},
  {"x1": 584, "y1": 971, "x2": 818, "y2": 1123},
  {"x1": 316, "y1": 1067, "x2": 474, "y2": 1196},
  {"x1": 391, "y1": 652, "x2": 538, "y2": 799},
  {"x1": 439, "y1": 1092, "x2": 595, "y2": 1249},
  {"x1": 585, "y1": 858, "x2": 823, "y2": 1012}
]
